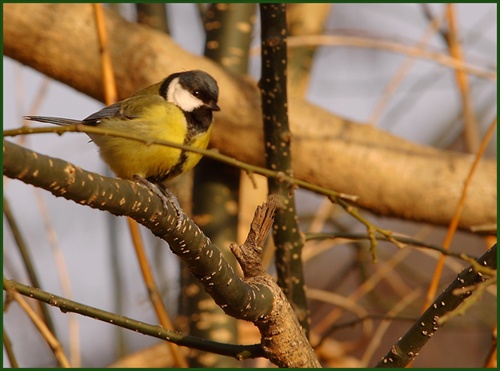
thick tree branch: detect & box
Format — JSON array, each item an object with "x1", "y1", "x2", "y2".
[
  {"x1": 4, "y1": 139, "x2": 323, "y2": 367},
  {"x1": 3, "y1": 139, "x2": 274, "y2": 322},
  {"x1": 4, "y1": 3, "x2": 496, "y2": 231}
]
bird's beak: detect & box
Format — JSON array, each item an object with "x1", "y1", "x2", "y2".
[{"x1": 207, "y1": 101, "x2": 221, "y2": 111}]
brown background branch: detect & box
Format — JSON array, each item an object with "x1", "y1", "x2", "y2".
[{"x1": 3, "y1": 3, "x2": 496, "y2": 231}]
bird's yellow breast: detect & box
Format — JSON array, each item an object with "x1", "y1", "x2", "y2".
[{"x1": 89, "y1": 103, "x2": 210, "y2": 181}]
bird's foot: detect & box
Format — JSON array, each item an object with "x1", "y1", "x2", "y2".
[{"x1": 133, "y1": 175, "x2": 185, "y2": 229}]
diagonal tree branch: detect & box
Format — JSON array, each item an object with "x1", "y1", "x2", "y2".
[
  {"x1": 3, "y1": 139, "x2": 323, "y2": 367},
  {"x1": 3, "y1": 139, "x2": 274, "y2": 321},
  {"x1": 375, "y1": 243, "x2": 497, "y2": 368}
]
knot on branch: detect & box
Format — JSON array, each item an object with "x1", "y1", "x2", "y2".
[{"x1": 230, "y1": 196, "x2": 277, "y2": 277}]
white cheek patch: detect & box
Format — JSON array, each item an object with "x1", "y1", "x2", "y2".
[{"x1": 167, "y1": 77, "x2": 204, "y2": 112}]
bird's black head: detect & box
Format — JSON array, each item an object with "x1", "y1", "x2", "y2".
[{"x1": 160, "y1": 70, "x2": 220, "y2": 113}]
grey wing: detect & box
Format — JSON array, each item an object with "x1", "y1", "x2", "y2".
[
  {"x1": 25, "y1": 98, "x2": 143, "y2": 127},
  {"x1": 83, "y1": 95, "x2": 166, "y2": 125},
  {"x1": 82, "y1": 102, "x2": 125, "y2": 126},
  {"x1": 24, "y1": 102, "x2": 124, "y2": 126},
  {"x1": 23, "y1": 102, "x2": 125, "y2": 126}
]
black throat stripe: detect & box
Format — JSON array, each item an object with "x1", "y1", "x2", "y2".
[{"x1": 184, "y1": 107, "x2": 213, "y2": 140}]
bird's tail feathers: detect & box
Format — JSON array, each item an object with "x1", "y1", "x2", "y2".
[{"x1": 23, "y1": 116, "x2": 82, "y2": 126}]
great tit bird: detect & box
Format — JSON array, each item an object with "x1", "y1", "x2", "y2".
[{"x1": 25, "y1": 70, "x2": 220, "y2": 220}]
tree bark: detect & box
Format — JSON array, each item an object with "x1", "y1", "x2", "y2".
[
  {"x1": 4, "y1": 3, "x2": 496, "y2": 231},
  {"x1": 4, "y1": 139, "x2": 321, "y2": 367}
]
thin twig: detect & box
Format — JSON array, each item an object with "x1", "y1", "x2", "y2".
[
  {"x1": 4, "y1": 278, "x2": 264, "y2": 360},
  {"x1": 313, "y1": 248, "x2": 412, "y2": 341},
  {"x1": 34, "y1": 185, "x2": 80, "y2": 366},
  {"x1": 93, "y1": 3, "x2": 117, "y2": 103},
  {"x1": 483, "y1": 324, "x2": 497, "y2": 368},
  {"x1": 445, "y1": 4, "x2": 480, "y2": 152},
  {"x1": 3, "y1": 330, "x2": 19, "y2": 368},
  {"x1": 4, "y1": 124, "x2": 358, "y2": 202},
  {"x1": 305, "y1": 231, "x2": 478, "y2": 261},
  {"x1": 423, "y1": 117, "x2": 496, "y2": 310},
  {"x1": 3, "y1": 197, "x2": 57, "y2": 336},
  {"x1": 368, "y1": 11, "x2": 445, "y2": 126},
  {"x1": 4, "y1": 278, "x2": 71, "y2": 367},
  {"x1": 283, "y1": 34, "x2": 496, "y2": 80}
]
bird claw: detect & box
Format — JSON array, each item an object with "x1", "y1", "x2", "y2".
[
  {"x1": 133, "y1": 176, "x2": 185, "y2": 229},
  {"x1": 158, "y1": 185, "x2": 185, "y2": 229}
]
